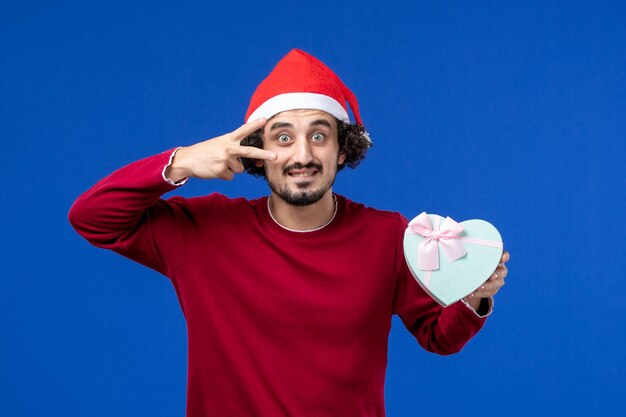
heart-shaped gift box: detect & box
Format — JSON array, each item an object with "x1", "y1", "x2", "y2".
[{"x1": 403, "y1": 212, "x2": 503, "y2": 307}]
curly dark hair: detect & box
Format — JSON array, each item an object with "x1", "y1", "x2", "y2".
[{"x1": 240, "y1": 118, "x2": 372, "y2": 177}]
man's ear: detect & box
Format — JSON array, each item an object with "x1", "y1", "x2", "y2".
[
  {"x1": 338, "y1": 151, "x2": 346, "y2": 166},
  {"x1": 254, "y1": 159, "x2": 264, "y2": 168}
]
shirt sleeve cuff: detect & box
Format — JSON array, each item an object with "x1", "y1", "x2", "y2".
[
  {"x1": 162, "y1": 147, "x2": 189, "y2": 186},
  {"x1": 460, "y1": 297, "x2": 494, "y2": 318}
]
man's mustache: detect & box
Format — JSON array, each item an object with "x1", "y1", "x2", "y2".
[{"x1": 283, "y1": 163, "x2": 323, "y2": 175}]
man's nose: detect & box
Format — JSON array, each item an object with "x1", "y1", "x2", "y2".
[{"x1": 293, "y1": 137, "x2": 313, "y2": 163}]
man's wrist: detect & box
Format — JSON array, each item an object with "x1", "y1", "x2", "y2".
[
  {"x1": 463, "y1": 295, "x2": 481, "y2": 311},
  {"x1": 460, "y1": 297, "x2": 493, "y2": 318},
  {"x1": 163, "y1": 147, "x2": 189, "y2": 185}
]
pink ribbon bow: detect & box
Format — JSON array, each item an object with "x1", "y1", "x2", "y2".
[{"x1": 407, "y1": 212, "x2": 467, "y2": 271}]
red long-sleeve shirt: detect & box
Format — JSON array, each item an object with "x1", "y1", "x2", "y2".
[{"x1": 69, "y1": 149, "x2": 487, "y2": 417}]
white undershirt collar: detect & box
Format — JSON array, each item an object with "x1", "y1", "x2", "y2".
[{"x1": 267, "y1": 194, "x2": 338, "y2": 233}]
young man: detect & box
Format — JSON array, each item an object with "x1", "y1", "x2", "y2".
[{"x1": 70, "y1": 49, "x2": 509, "y2": 417}]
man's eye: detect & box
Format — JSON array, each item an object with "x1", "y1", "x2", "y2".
[
  {"x1": 311, "y1": 133, "x2": 325, "y2": 142},
  {"x1": 277, "y1": 134, "x2": 291, "y2": 143}
]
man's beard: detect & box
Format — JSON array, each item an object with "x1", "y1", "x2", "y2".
[{"x1": 266, "y1": 162, "x2": 337, "y2": 207}]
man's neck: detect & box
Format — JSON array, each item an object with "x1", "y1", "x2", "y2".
[{"x1": 268, "y1": 191, "x2": 337, "y2": 231}]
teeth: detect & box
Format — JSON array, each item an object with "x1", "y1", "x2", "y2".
[{"x1": 290, "y1": 172, "x2": 315, "y2": 177}]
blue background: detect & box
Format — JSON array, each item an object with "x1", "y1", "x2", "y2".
[{"x1": 1, "y1": 1, "x2": 624, "y2": 416}]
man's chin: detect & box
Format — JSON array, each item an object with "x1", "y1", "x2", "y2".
[{"x1": 274, "y1": 188, "x2": 328, "y2": 206}]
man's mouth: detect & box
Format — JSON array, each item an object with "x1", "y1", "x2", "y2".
[
  {"x1": 284, "y1": 163, "x2": 322, "y2": 178},
  {"x1": 288, "y1": 170, "x2": 317, "y2": 178}
]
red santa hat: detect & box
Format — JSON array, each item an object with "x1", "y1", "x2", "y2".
[{"x1": 245, "y1": 49, "x2": 363, "y2": 126}]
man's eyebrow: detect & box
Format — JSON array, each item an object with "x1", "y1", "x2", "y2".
[
  {"x1": 310, "y1": 119, "x2": 332, "y2": 128},
  {"x1": 269, "y1": 122, "x2": 293, "y2": 132}
]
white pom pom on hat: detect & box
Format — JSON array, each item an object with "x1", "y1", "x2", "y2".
[{"x1": 245, "y1": 49, "x2": 364, "y2": 127}]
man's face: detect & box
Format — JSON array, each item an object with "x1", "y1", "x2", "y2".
[{"x1": 256, "y1": 109, "x2": 346, "y2": 206}]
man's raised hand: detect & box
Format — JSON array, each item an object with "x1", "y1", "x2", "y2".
[{"x1": 165, "y1": 118, "x2": 276, "y2": 182}]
